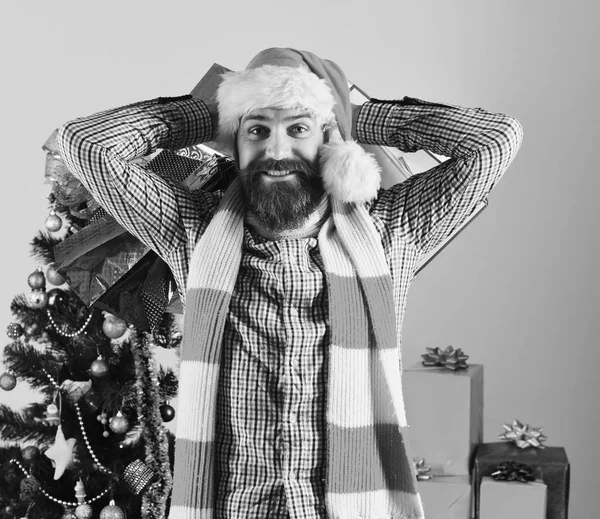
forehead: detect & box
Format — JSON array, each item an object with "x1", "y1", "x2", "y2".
[{"x1": 241, "y1": 107, "x2": 316, "y2": 124}]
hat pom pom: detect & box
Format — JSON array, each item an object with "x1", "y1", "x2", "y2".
[{"x1": 320, "y1": 140, "x2": 381, "y2": 203}]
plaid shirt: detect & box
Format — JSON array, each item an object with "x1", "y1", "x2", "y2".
[{"x1": 57, "y1": 96, "x2": 522, "y2": 518}]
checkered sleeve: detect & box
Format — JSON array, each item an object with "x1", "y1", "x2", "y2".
[
  {"x1": 56, "y1": 96, "x2": 214, "y2": 258},
  {"x1": 358, "y1": 98, "x2": 523, "y2": 256}
]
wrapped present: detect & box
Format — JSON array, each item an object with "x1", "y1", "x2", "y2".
[
  {"x1": 52, "y1": 214, "x2": 168, "y2": 331},
  {"x1": 403, "y1": 363, "x2": 483, "y2": 475},
  {"x1": 479, "y1": 477, "x2": 547, "y2": 518},
  {"x1": 417, "y1": 475, "x2": 471, "y2": 518},
  {"x1": 473, "y1": 442, "x2": 570, "y2": 519}
]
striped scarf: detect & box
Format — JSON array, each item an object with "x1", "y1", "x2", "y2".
[{"x1": 169, "y1": 179, "x2": 424, "y2": 519}]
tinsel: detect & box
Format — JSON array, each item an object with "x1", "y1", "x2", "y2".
[{"x1": 130, "y1": 330, "x2": 172, "y2": 518}]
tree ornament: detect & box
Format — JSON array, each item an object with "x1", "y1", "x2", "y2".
[
  {"x1": 159, "y1": 402, "x2": 175, "y2": 422},
  {"x1": 102, "y1": 315, "x2": 128, "y2": 339},
  {"x1": 21, "y1": 445, "x2": 40, "y2": 462},
  {"x1": 19, "y1": 475, "x2": 40, "y2": 501},
  {"x1": 109, "y1": 411, "x2": 130, "y2": 435},
  {"x1": 84, "y1": 388, "x2": 101, "y2": 411},
  {"x1": 90, "y1": 356, "x2": 109, "y2": 379},
  {"x1": 28, "y1": 289, "x2": 49, "y2": 309},
  {"x1": 74, "y1": 479, "x2": 93, "y2": 519},
  {"x1": 122, "y1": 459, "x2": 155, "y2": 495},
  {"x1": 61, "y1": 379, "x2": 92, "y2": 403},
  {"x1": 75, "y1": 504, "x2": 93, "y2": 519},
  {"x1": 27, "y1": 268, "x2": 46, "y2": 290},
  {"x1": 62, "y1": 508, "x2": 77, "y2": 519},
  {"x1": 99, "y1": 500, "x2": 125, "y2": 519},
  {"x1": 45, "y1": 210, "x2": 63, "y2": 232},
  {"x1": 45, "y1": 402, "x2": 61, "y2": 426},
  {"x1": 7, "y1": 322, "x2": 24, "y2": 339},
  {"x1": 47, "y1": 288, "x2": 65, "y2": 307},
  {"x1": 44, "y1": 425, "x2": 77, "y2": 479},
  {"x1": 0, "y1": 372, "x2": 17, "y2": 391},
  {"x1": 46, "y1": 264, "x2": 66, "y2": 285}
]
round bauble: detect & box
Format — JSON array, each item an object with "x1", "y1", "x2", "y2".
[
  {"x1": 21, "y1": 445, "x2": 40, "y2": 462},
  {"x1": 159, "y1": 403, "x2": 175, "y2": 423},
  {"x1": 99, "y1": 501, "x2": 125, "y2": 519},
  {"x1": 109, "y1": 411, "x2": 130, "y2": 435},
  {"x1": 46, "y1": 264, "x2": 66, "y2": 285},
  {"x1": 102, "y1": 315, "x2": 128, "y2": 339},
  {"x1": 7, "y1": 322, "x2": 24, "y2": 339},
  {"x1": 28, "y1": 290, "x2": 49, "y2": 309},
  {"x1": 0, "y1": 372, "x2": 17, "y2": 391},
  {"x1": 75, "y1": 503, "x2": 93, "y2": 519},
  {"x1": 45, "y1": 403, "x2": 60, "y2": 426},
  {"x1": 90, "y1": 356, "x2": 109, "y2": 379},
  {"x1": 45, "y1": 213, "x2": 63, "y2": 232},
  {"x1": 47, "y1": 288, "x2": 66, "y2": 307},
  {"x1": 27, "y1": 269, "x2": 46, "y2": 290}
]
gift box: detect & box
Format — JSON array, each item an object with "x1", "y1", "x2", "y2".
[
  {"x1": 473, "y1": 442, "x2": 570, "y2": 519},
  {"x1": 479, "y1": 477, "x2": 546, "y2": 518},
  {"x1": 403, "y1": 363, "x2": 483, "y2": 475},
  {"x1": 417, "y1": 475, "x2": 471, "y2": 518}
]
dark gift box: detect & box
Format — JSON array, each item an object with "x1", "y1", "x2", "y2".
[{"x1": 472, "y1": 442, "x2": 569, "y2": 519}]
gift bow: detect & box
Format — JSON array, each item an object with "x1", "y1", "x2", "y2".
[
  {"x1": 498, "y1": 419, "x2": 548, "y2": 449},
  {"x1": 491, "y1": 460, "x2": 536, "y2": 483},
  {"x1": 421, "y1": 345, "x2": 469, "y2": 370},
  {"x1": 413, "y1": 458, "x2": 433, "y2": 481}
]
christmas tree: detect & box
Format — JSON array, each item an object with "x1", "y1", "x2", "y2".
[{"x1": 0, "y1": 134, "x2": 188, "y2": 519}]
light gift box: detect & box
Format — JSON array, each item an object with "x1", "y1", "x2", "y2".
[
  {"x1": 417, "y1": 475, "x2": 471, "y2": 519},
  {"x1": 479, "y1": 477, "x2": 547, "y2": 518},
  {"x1": 472, "y1": 442, "x2": 570, "y2": 519},
  {"x1": 403, "y1": 363, "x2": 483, "y2": 475}
]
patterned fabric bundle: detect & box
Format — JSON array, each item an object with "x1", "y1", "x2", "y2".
[{"x1": 169, "y1": 179, "x2": 424, "y2": 518}]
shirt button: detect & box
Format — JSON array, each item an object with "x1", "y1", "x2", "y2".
[
  {"x1": 290, "y1": 308, "x2": 299, "y2": 317},
  {"x1": 290, "y1": 358, "x2": 299, "y2": 368},
  {"x1": 288, "y1": 472, "x2": 296, "y2": 481},
  {"x1": 289, "y1": 413, "x2": 297, "y2": 424}
]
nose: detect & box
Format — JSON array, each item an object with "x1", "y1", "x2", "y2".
[{"x1": 264, "y1": 130, "x2": 292, "y2": 161}]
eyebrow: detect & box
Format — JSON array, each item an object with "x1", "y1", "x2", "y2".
[{"x1": 243, "y1": 112, "x2": 313, "y2": 123}]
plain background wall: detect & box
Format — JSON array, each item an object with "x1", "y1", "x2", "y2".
[{"x1": 0, "y1": 0, "x2": 597, "y2": 516}]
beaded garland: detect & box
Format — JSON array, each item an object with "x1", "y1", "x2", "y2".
[
  {"x1": 46, "y1": 309, "x2": 93, "y2": 338},
  {"x1": 10, "y1": 459, "x2": 110, "y2": 507},
  {"x1": 42, "y1": 368, "x2": 112, "y2": 475}
]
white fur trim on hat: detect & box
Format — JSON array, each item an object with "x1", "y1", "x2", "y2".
[
  {"x1": 320, "y1": 138, "x2": 382, "y2": 204},
  {"x1": 216, "y1": 65, "x2": 336, "y2": 139}
]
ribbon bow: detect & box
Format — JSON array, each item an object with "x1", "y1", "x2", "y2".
[
  {"x1": 491, "y1": 461, "x2": 536, "y2": 483},
  {"x1": 498, "y1": 419, "x2": 547, "y2": 449},
  {"x1": 421, "y1": 345, "x2": 469, "y2": 370},
  {"x1": 413, "y1": 458, "x2": 433, "y2": 481}
]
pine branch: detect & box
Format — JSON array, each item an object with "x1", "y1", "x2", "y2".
[
  {"x1": 158, "y1": 366, "x2": 178, "y2": 401},
  {"x1": 3, "y1": 342, "x2": 60, "y2": 394},
  {"x1": 29, "y1": 231, "x2": 61, "y2": 265},
  {"x1": 0, "y1": 405, "x2": 54, "y2": 444}
]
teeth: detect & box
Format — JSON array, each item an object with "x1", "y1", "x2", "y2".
[{"x1": 265, "y1": 170, "x2": 291, "y2": 177}]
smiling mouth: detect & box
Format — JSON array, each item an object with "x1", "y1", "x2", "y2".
[{"x1": 260, "y1": 170, "x2": 299, "y2": 179}]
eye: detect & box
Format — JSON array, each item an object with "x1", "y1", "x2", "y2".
[
  {"x1": 248, "y1": 126, "x2": 268, "y2": 136},
  {"x1": 289, "y1": 125, "x2": 309, "y2": 134}
]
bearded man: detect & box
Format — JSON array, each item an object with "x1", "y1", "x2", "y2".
[{"x1": 57, "y1": 47, "x2": 523, "y2": 519}]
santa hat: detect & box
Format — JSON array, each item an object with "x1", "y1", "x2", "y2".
[{"x1": 216, "y1": 47, "x2": 381, "y2": 203}]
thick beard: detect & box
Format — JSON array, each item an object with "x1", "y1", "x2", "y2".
[{"x1": 239, "y1": 156, "x2": 325, "y2": 233}]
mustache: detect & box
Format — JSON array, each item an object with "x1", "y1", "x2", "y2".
[{"x1": 244, "y1": 157, "x2": 318, "y2": 177}]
